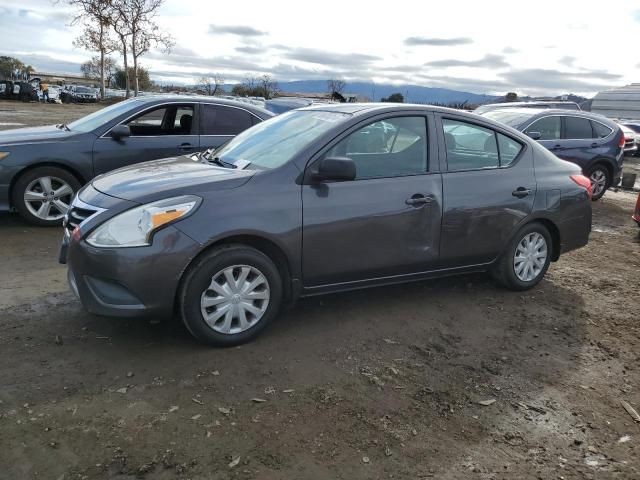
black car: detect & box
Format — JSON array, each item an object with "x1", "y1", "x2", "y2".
[
  {"x1": 60, "y1": 86, "x2": 98, "y2": 104},
  {"x1": 0, "y1": 96, "x2": 274, "y2": 225},
  {"x1": 0, "y1": 80, "x2": 39, "y2": 102},
  {"x1": 480, "y1": 108, "x2": 624, "y2": 200},
  {"x1": 60, "y1": 103, "x2": 592, "y2": 346}
]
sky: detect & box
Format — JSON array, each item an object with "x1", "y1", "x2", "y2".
[{"x1": 1, "y1": 0, "x2": 639, "y2": 97}]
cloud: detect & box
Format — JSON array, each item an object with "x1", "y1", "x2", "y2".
[
  {"x1": 4, "y1": 53, "x2": 81, "y2": 74},
  {"x1": 208, "y1": 25, "x2": 267, "y2": 36},
  {"x1": 501, "y1": 68, "x2": 620, "y2": 91},
  {"x1": 404, "y1": 37, "x2": 472, "y2": 46},
  {"x1": 634, "y1": 9, "x2": 640, "y2": 22},
  {"x1": 559, "y1": 56, "x2": 575, "y2": 67},
  {"x1": 425, "y1": 54, "x2": 508, "y2": 69},
  {"x1": 235, "y1": 45, "x2": 262, "y2": 55},
  {"x1": 283, "y1": 47, "x2": 381, "y2": 66},
  {"x1": 502, "y1": 47, "x2": 518, "y2": 54}
]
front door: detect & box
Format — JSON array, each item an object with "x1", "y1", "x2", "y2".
[
  {"x1": 302, "y1": 114, "x2": 443, "y2": 287},
  {"x1": 92, "y1": 103, "x2": 199, "y2": 176},
  {"x1": 438, "y1": 115, "x2": 536, "y2": 267}
]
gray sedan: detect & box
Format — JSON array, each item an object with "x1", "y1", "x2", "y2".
[
  {"x1": 0, "y1": 96, "x2": 273, "y2": 225},
  {"x1": 60, "y1": 103, "x2": 592, "y2": 346}
]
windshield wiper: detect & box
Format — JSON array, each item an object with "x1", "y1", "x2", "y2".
[
  {"x1": 56, "y1": 123, "x2": 70, "y2": 131},
  {"x1": 207, "y1": 156, "x2": 237, "y2": 169}
]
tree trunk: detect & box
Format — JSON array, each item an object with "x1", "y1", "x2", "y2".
[
  {"x1": 122, "y1": 39, "x2": 130, "y2": 98},
  {"x1": 99, "y1": 22, "x2": 105, "y2": 100},
  {"x1": 131, "y1": 27, "x2": 139, "y2": 97}
]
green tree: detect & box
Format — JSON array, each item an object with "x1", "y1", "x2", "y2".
[
  {"x1": 0, "y1": 56, "x2": 26, "y2": 80},
  {"x1": 381, "y1": 92, "x2": 404, "y2": 103},
  {"x1": 505, "y1": 92, "x2": 518, "y2": 102},
  {"x1": 114, "y1": 65, "x2": 151, "y2": 91}
]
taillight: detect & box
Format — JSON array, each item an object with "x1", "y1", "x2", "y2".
[
  {"x1": 619, "y1": 133, "x2": 625, "y2": 148},
  {"x1": 570, "y1": 174, "x2": 592, "y2": 200}
]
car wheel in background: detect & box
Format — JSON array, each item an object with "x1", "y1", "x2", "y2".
[
  {"x1": 179, "y1": 245, "x2": 283, "y2": 347},
  {"x1": 12, "y1": 166, "x2": 80, "y2": 226},
  {"x1": 492, "y1": 222, "x2": 552, "y2": 291},
  {"x1": 588, "y1": 164, "x2": 610, "y2": 201}
]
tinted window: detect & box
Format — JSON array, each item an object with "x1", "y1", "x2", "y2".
[
  {"x1": 564, "y1": 116, "x2": 593, "y2": 139},
  {"x1": 443, "y1": 119, "x2": 499, "y2": 170},
  {"x1": 497, "y1": 133, "x2": 523, "y2": 166},
  {"x1": 525, "y1": 116, "x2": 561, "y2": 140},
  {"x1": 201, "y1": 104, "x2": 254, "y2": 135},
  {"x1": 326, "y1": 117, "x2": 427, "y2": 179},
  {"x1": 592, "y1": 121, "x2": 613, "y2": 138}
]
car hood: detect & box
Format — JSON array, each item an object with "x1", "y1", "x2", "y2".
[
  {"x1": 0, "y1": 125, "x2": 80, "y2": 146},
  {"x1": 92, "y1": 156, "x2": 255, "y2": 202}
]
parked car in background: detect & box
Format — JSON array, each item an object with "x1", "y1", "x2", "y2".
[
  {"x1": 620, "y1": 122, "x2": 640, "y2": 155},
  {"x1": 59, "y1": 103, "x2": 592, "y2": 346},
  {"x1": 474, "y1": 101, "x2": 581, "y2": 115},
  {"x1": 480, "y1": 108, "x2": 624, "y2": 200},
  {"x1": 619, "y1": 124, "x2": 638, "y2": 156},
  {"x1": 0, "y1": 96, "x2": 274, "y2": 225},
  {"x1": 38, "y1": 85, "x2": 62, "y2": 103},
  {"x1": 0, "y1": 80, "x2": 38, "y2": 101},
  {"x1": 60, "y1": 85, "x2": 99, "y2": 103},
  {"x1": 634, "y1": 192, "x2": 640, "y2": 227}
]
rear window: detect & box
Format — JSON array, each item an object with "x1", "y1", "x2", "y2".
[{"x1": 564, "y1": 116, "x2": 593, "y2": 139}]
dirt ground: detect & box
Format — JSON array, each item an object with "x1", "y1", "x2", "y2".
[{"x1": 1, "y1": 101, "x2": 640, "y2": 479}]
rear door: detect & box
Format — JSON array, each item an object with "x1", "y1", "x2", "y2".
[
  {"x1": 92, "y1": 102, "x2": 199, "y2": 175},
  {"x1": 558, "y1": 115, "x2": 601, "y2": 166},
  {"x1": 438, "y1": 114, "x2": 535, "y2": 267},
  {"x1": 302, "y1": 113, "x2": 442, "y2": 287},
  {"x1": 199, "y1": 103, "x2": 258, "y2": 150}
]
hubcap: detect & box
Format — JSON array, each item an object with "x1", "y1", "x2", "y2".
[
  {"x1": 200, "y1": 265, "x2": 270, "y2": 335},
  {"x1": 589, "y1": 169, "x2": 607, "y2": 197},
  {"x1": 513, "y1": 232, "x2": 548, "y2": 282},
  {"x1": 24, "y1": 176, "x2": 74, "y2": 221}
]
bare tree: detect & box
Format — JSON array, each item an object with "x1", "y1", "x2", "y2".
[
  {"x1": 111, "y1": 0, "x2": 133, "y2": 97},
  {"x1": 114, "y1": 0, "x2": 173, "y2": 97},
  {"x1": 199, "y1": 74, "x2": 225, "y2": 96},
  {"x1": 327, "y1": 78, "x2": 346, "y2": 96},
  {"x1": 258, "y1": 74, "x2": 278, "y2": 99},
  {"x1": 62, "y1": 0, "x2": 117, "y2": 99},
  {"x1": 81, "y1": 55, "x2": 118, "y2": 86}
]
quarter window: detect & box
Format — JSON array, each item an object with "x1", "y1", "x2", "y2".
[
  {"x1": 564, "y1": 116, "x2": 593, "y2": 139},
  {"x1": 525, "y1": 116, "x2": 561, "y2": 140},
  {"x1": 497, "y1": 133, "x2": 523, "y2": 166},
  {"x1": 325, "y1": 116, "x2": 428, "y2": 180},
  {"x1": 201, "y1": 104, "x2": 254, "y2": 136},
  {"x1": 591, "y1": 121, "x2": 613, "y2": 138}
]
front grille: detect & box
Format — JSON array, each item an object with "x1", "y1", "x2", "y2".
[{"x1": 65, "y1": 205, "x2": 97, "y2": 233}]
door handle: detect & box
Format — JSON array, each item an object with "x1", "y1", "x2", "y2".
[
  {"x1": 549, "y1": 144, "x2": 562, "y2": 150},
  {"x1": 512, "y1": 187, "x2": 531, "y2": 198},
  {"x1": 178, "y1": 143, "x2": 194, "y2": 151},
  {"x1": 590, "y1": 142, "x2": 598, "y2": 148},
  {"x1": 406, "y1": 195, "x2": 433, "y2": 207}
]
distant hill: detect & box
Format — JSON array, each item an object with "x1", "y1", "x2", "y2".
[{"x1": 273, "y1": 80, "x2": 498, "y2": 105}]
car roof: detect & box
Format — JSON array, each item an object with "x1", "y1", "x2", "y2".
[
  {"x1": 481, "y1": 101, "x2": 579, "y2": 108},
  {"x1": 132, "y1": 95, "x2": 274, "y2": 117},
  {"x1": 298, "y1": 102, "x2": 475, "y2": 117},
  {"x1": 487, "y1": 107, "x2": 616, "y2": 124}
]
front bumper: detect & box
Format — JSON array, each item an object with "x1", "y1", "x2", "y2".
[{"x1": 59, "y1": 193, "x2": 202, "y2": 319}]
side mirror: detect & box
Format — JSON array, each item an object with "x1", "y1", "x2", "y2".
[
  {"x1": 526, "y1": 131, "x2": 541, "y2": 140},
  {"x1": 314, "y1": 156, "x2": 356, "y2": 182},
  {"x1": 110, "y1": 124, "x2": 130, "y2": 140}
]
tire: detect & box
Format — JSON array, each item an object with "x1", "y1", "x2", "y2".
[
  {"x1": 587, "y1": 164, "x2": 610, "y2": 201},
  {"x1": 12, "y1": 166, "x2": 81, "y2": 226},
  {"x1": 179, "y1": 245, "x2": 283, "y2": 347},
  {"x1": 491, "y1": 222, "x2": 552, "y2": 291}
]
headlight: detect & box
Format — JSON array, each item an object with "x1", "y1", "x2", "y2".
[{"x1": 86, "y1": 195, "x2": 200, "y2": 247}]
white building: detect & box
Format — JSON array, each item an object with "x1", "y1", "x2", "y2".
[{"x1": 591, "y1": 83, "x2": 640, "y2": 120}]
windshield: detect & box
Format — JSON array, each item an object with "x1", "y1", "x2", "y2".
[
  {"x1": 214, "y1": 110, "x2": 351, "y2": 170},
  {"x1": 67, "y1": 99, "x2": 140, "y2": 133},
  {"x1": 481, "y1": 110, "x2": 533, "y2": 128},
  {"x1": 76, "y1": 87, "x2": 92, "y2": 93}
]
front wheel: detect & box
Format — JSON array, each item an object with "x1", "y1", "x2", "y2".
[
  {"x1": 179, "y1": 245, "x2": 283, "y2": 347},
  {"x1": 492, "y1": 223, "x2": 552, "y2": 291},
  {"x1": 12, "y1": 166, "x2": 80, "y2": 226},
  {"x1": 588, "y1": 165, "x2": 610, "y2": 201}
]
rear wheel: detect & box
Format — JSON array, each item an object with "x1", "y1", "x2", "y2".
[
  {"x1": 179, "y1": 245, "x2": 283, "y2": 347},
  {"x1": 12, "y1": 166, "x2": 80, "y2": 226},
  {"x1": 588, "y1": 164, "x2": 610, "y2": 201},
  {"x1": 492, "y1": 222, "x2": 552, "y2": 291}
]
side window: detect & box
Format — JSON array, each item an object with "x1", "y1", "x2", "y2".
[
  {"x1": 325, "y1": 116, "x2": 427, "y2": 180},
  {"x1": 564, "y1": 116, "x2": 593, "y2": 139},
  {"x1": 201, "y1": 105, "x2": 254, "y2": 136},
  {"x1": 497, "y1": 133, "x2": 523, "y2": 166},
  {"x1": 127, "y1": 105, "x2": 194, "y2": 136},
  {"x1": 525, "y1": 116, "x2": 561, "y2": 140},
  {"x1": 591, "y1": 121, "x2": 613, "y2": 138},
  {"x1": 443, "y1": 119, "x2": 499, "y2": 170}
]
